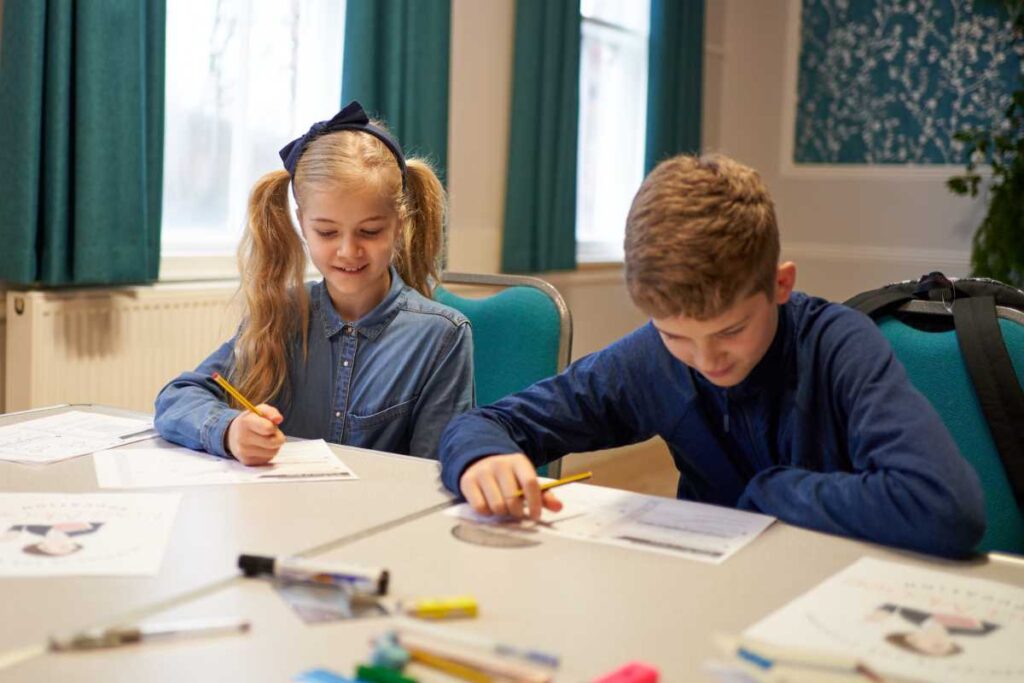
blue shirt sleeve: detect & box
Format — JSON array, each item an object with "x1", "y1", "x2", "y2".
[
  {"x1": 408, "y1": 321, "x2": 476, "y2": 459},
  {"x1": 737, "y1": 311, "x2": 987, "y2": 557},
  {"x1": 438, "y1": 329, "x2": 659, "y2": 494},
  {"x1": 153, "y1": 338, "x2": 242, "y2": 459}
]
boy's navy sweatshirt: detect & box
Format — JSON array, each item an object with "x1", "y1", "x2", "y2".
[{"x1": 438, "y1": 292, "x2": 986, "y2": 558}]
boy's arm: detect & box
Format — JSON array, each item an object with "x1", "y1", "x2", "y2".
[
  {"x1": 439, "y1": 328, "x2": 660, "y2": 499},
  {"x1": 153, "y1": 339, "x2": 243, "y2": 458},
  {"x1": 738, "y1": 313, "x2": 986, "y2": 558},
  {"x1": 408, "y1": 322, "x2": 475, "y2": 459}
]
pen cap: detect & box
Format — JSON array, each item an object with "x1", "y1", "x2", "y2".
[{"x1": 238, "y1": 554, "x2": 275, "y2": 577}]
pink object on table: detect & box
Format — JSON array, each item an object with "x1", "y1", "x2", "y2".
[{"x1": 591, "y1": 661, "x2": 660, "y2": 683}]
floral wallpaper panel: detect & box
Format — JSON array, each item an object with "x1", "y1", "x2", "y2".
[{"x1": 794, "y1": 0, "x2": 1021, "y2": 164}]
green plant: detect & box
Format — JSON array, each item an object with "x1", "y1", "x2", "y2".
[{"x1": 947, "y1": 0, "x2": 1024, "y2": 287}]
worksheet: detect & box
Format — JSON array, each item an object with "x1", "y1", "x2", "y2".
[
  {"x1": 0, "y1": 410, "x2": 156, "y2": 465},
  {"x1": 744, "y1": 557, "x2": 1024, "y2": 683},
  {"x1": 447, "y1": 482, "x2": 775, "y2": 564},
  {"x1": 0, "y1": 493, "x2": 180, "y2": 576},
  {"x1": 93, "y1": 438, "x2": 358, "y2": 488}
]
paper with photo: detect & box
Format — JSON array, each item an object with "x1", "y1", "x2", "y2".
[
  {"x1": 273, "y1": 580, "x2": 388, "y2": 623},
  {"x1": 0, "y1": 410, "x2": 155, "y2": 465},
  {"x1": 93, "y1": 438, "x2": 358, "y2": 489},
  {"x1": 744, "y1": 557, "x2": 1024, "y2": 683},
  {"x1": 0, "y1": 493, "x2": 180, "y2": 576},
  {"x1": 447, "y1": 481, "x2": 775, "y2": 564}
]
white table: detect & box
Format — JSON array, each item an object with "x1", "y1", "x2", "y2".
[
  {"x1": 7, "y1": 480, "x2": 1023, "y2": 682},
  {"x1": 0, "y1": 404, "x2": 453, "y2": 656}
]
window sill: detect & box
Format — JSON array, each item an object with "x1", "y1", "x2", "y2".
[
  {"x1": 159, "y1": 254, "x2": 321, "y2": 284},
  {"x1": 160, "y1": 254, "x2": 240, "y2": 282},
  {"x1": 576, "y1": 240, "x2": 625, "y2": 266}
]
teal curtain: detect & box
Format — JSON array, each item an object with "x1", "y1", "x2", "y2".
[
  {"x1": 645, "y1": 0, "x2": 704, "y2": 172},
  {"x1": 501, "y1": 0, "x2": 580, "y2": 274},
  {"x1": 0, "y1": 0, "x2": 165, "y2": 286},
  {"x1": 342, "y1": 0, "x2": 451, "y2": 184}
]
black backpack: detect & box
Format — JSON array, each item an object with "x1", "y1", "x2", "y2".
[{"x1": 844, "y1": 272, "x2": 1024, "y2": 509}]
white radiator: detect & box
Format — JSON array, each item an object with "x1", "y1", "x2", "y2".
[{"x1": 3, "y1": 284, "x2": 243, "y2": 413}]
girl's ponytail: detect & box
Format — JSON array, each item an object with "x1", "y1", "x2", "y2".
[
  {"x1": 394, "y1": 159, "x2": 445, "y2": 297},
  {"x1": 231, "y1": 169, "x2": 309, "y2": 406}
]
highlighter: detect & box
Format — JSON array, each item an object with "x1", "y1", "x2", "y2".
[{"x1": 401, "y1": 595, "x2": 478, "y2": 619}]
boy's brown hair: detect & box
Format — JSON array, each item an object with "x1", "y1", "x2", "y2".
[{"x1": 624, "y1": 154, "x2": 780, "y2": 320}]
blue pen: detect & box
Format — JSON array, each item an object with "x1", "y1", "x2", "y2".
[
  {"x1": 735, "y1": 640, "x2": 884, "y2": 682},
  {"x1": 393, "y1": 618, "x2": 560, "y2": 669},
  {"x1": 736, "y1": 646, "x2": 773, "y2": 669}
]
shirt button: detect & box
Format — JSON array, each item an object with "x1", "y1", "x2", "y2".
[
  {"x1": 344, "y1": 327, "x2": 353, "y2": 335},
  {"x1": 335, "y1": 411, "x2": 342, "y2": 418},
  {"x1": 343, "y1": 361, "x2": 350, "y2": 367}
]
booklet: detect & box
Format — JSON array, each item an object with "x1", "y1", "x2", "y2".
[
  {"x1": 93, "y1": 438, "x2": 358, "y2": 488},
  {"x1": 744, "y1": 557, "x2": 1024, "y2": 683},
  {"x1": 447, "y1": 481, "x2": 775, "y2": 564}
]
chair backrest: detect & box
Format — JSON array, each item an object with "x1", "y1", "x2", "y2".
[
  {"x1": 435, "y1": 272, "x2": 573, "y2": 477},
  {"x1": 877, "y1": 300, "x2": 1024, "y2": 554}
]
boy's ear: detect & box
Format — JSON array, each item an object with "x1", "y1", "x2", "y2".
[{"x1": 774, "y1": 262, "x2": 797, "y2": 304}]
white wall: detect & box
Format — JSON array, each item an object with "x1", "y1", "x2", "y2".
[
  {"x1": 714, "y1": 0, "x2": 987, "y2": 302},
  {"x1": 446, "y1": 0, "x2": 649, "y2": 362},
  {"x1": 446, "y1": 0, "x2": 514, "y2": 275}
]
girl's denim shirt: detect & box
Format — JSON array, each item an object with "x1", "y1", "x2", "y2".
[{"x1": 155, "y1": 268, "x2": 474, "y2": 460}]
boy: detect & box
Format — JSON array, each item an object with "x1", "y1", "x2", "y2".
[{"x1": 438, "y1": 154, "x2": 985, "y2": 558}]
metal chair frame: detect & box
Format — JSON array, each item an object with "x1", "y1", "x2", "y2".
[
  {"x1": 440, "y1": 271, "x2": 573, "y2": 373},
  {"x1": 439, "y1": 271, "x2": 574, "y2": 478}
]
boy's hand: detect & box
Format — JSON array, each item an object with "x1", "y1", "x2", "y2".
[
  {"x1": 459, "y1": 453, "x2": 564, "y2": 521},
  {"x1": 225, "y1": 404, "x2": 285, "y2": 466}
]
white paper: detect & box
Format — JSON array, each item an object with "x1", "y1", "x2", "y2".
[
  {"x1": 447, "y1": 481, "x2": 775, "y2": 564},
  {"x1": 93, "y1": 439, "x2": 358, "y2": 489},
  {"x1": 744, "y1": 557, "x2": 1024, "y2": 683},
  {"x1": 0, "y1": 410, "x2": 155, "y2": 465},
  {"x1": 0, "y1": 493, "x2": 180, "y2": 576}
]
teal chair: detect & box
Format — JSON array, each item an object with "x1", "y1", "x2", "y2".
[
  {"x1": 435, "y1": 272, "x2": 573, "y2": 477},
  {"x1": 877, "y1": 300, "x2": 1024, "y2": 554}
]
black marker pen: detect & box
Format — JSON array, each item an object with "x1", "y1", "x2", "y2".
[{"x1": 238, "y1": 553, "x2": 389, "y2": 595}]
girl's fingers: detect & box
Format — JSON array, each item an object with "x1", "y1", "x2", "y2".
[{"x1": 256, "y1": 404, "x2": 284, "y2": 425}]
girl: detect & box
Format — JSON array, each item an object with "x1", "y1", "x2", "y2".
[{"x1": 155, "y1": 102, "x2": 474, "y2": 464}]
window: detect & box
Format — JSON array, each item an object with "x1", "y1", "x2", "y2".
[
  {"x1": 576, "y1": 0, "x2": 651, "y2": 263},
  {"x1": 161, "y1": 0, "x2": 345, "y2": 267}
]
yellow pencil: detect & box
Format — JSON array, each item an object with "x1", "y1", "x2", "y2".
[
  {"x1": 513, "y1": 471, "x2": 592, "y2": 498},
  {"x1": 211, "y1": 372, "x2": 263, "y2": 416},
  {"x1": 409, "y1": 648, "x2": 493, "y2": 683}
]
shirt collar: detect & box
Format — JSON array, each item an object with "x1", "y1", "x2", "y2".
[{"x1": 314, "y1": 265, "x2": 407, "y2": 341}]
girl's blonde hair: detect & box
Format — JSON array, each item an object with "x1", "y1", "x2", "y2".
[{"x1": 229, "y1": 124, "x2": 446, "y2": 407}]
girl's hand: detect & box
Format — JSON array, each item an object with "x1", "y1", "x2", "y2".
[
  {"x1": 459, "y1": 453, "x2": 563, "y2": 521},
  {"x1": 225, "y1": 405, "x2": 285, "y2": 465}
]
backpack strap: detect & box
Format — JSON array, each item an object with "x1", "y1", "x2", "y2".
[
  {"x1": 953, "y1": 295, "x2": 1024, "y2": 508},
  {"x1": 844, "y1": 288, "x2": 914, "y2": 318}
]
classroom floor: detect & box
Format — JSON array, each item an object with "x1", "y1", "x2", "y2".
[{"x1": 561, "y1": 437, "x2": 677, "y2": 498}]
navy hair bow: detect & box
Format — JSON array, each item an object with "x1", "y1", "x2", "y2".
[{"x1": 278, "y1": 101, "x2": 407, "y2": 189}]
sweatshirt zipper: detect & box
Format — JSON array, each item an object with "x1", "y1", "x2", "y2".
[{"x1": 723, "y1": 389, "x2": 730, "y2": 433}]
